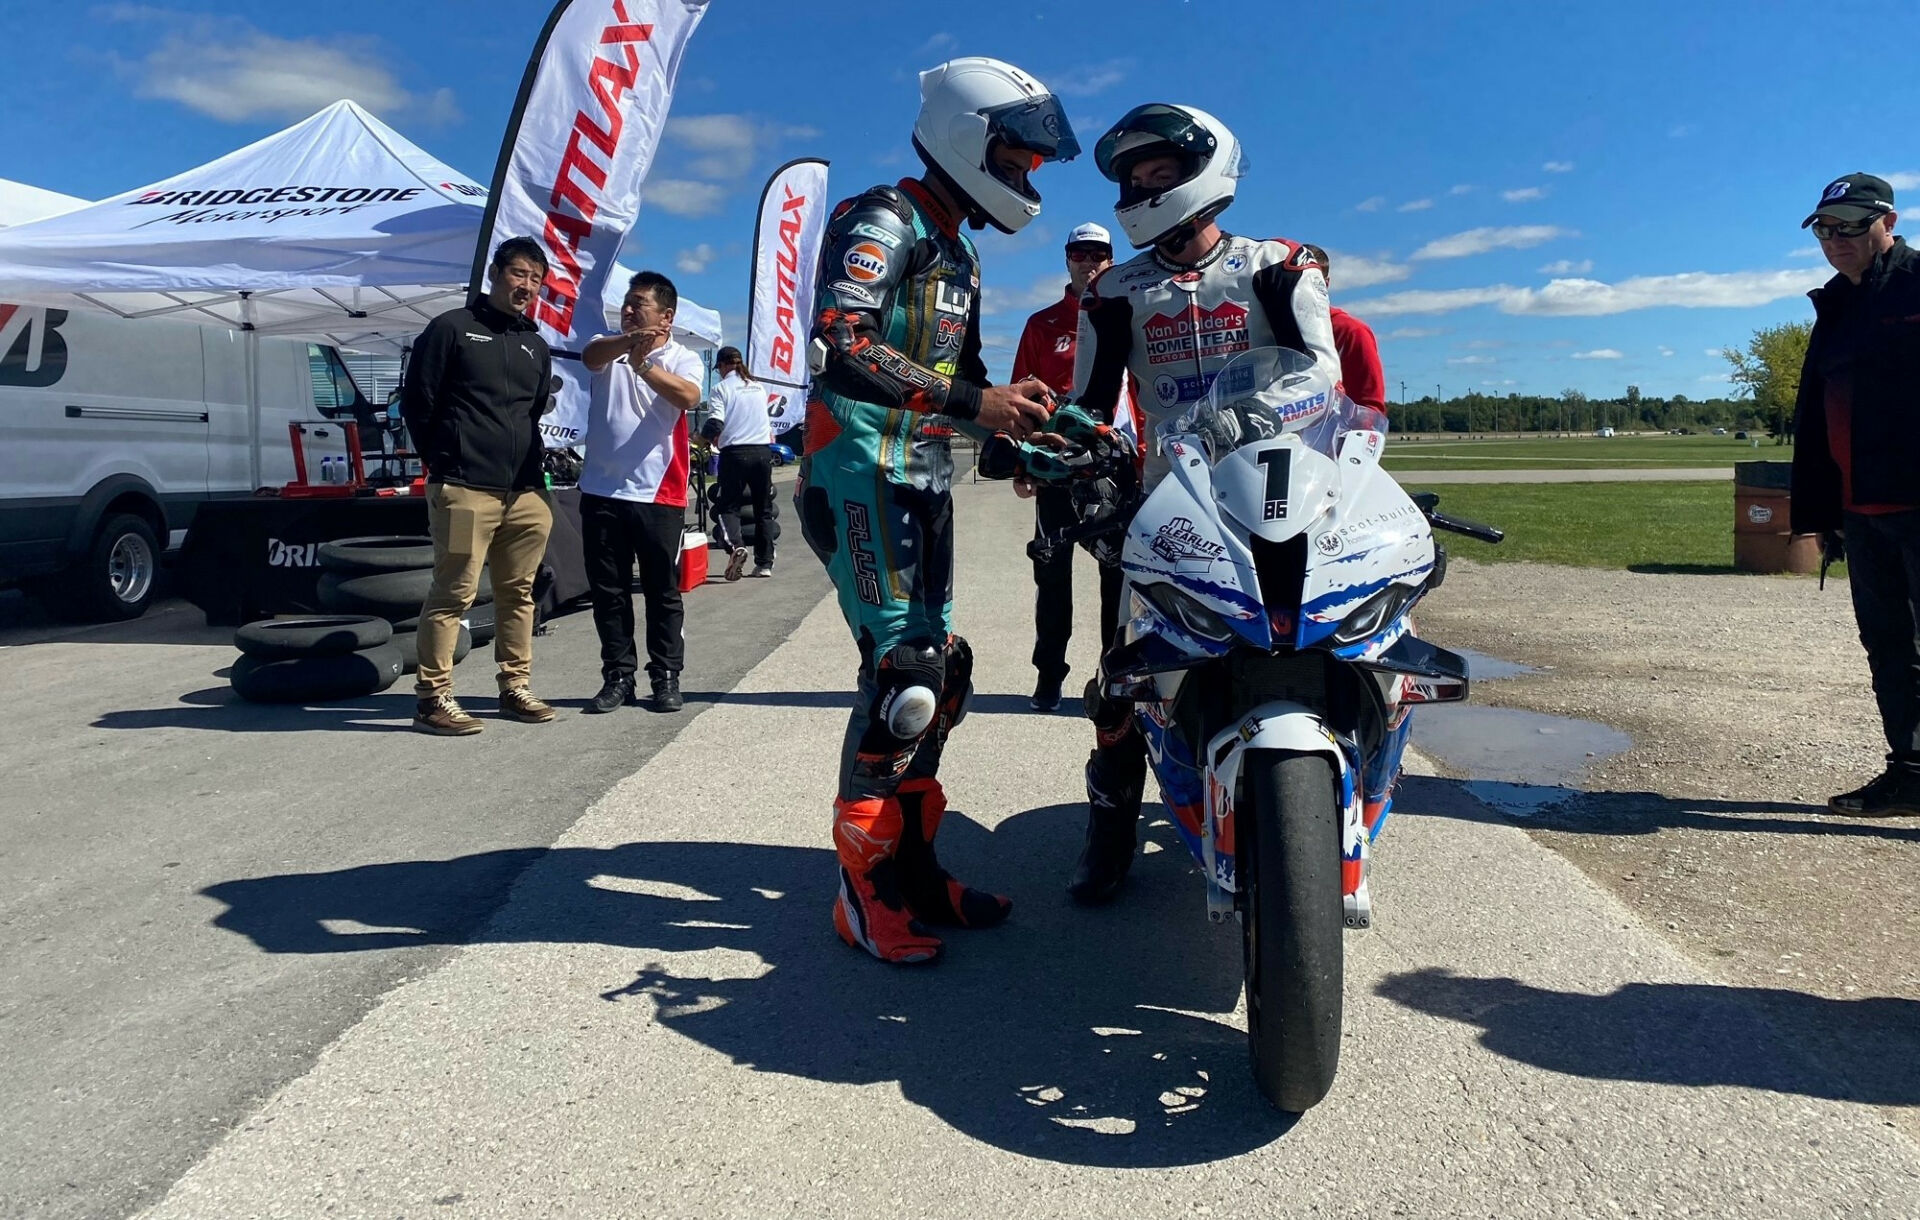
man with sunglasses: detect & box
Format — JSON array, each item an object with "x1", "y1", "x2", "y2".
[
  {"x1": 1011, "y1": 222, "x2": 1135, "y2": 712},
  {"x1": 1793, "y1": 173, "x2": 1920, "y2": 818},
  {"x1": 798, "y1": 57, "x2": 1076, "y2": 964}
]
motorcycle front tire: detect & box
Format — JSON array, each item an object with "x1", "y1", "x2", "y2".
[{"x1": 1240, "y1": 749, "x2": 1344, "y2": 1113}]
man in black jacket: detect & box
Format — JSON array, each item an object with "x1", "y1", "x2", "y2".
[
  {"x1": 1792, "y1": 173, "x2": 1920, "y2": 817},
  {"x1": 399, "y1": 236, "x2": 558, "y2": 736}
]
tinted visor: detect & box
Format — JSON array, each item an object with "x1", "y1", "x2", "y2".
[
  {"x1": 981, "y1": 94, "x2": 1081, "y2": 163},
  {"x1": 1094, "y1": 104, "x2": 1217, "y2": 183}
]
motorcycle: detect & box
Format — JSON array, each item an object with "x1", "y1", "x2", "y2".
[{"x1": 1032, "y1": 347, "x2": 1504, "y2": 1112}]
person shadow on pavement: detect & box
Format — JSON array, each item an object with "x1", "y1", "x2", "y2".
[
  {"x1": 200, "y1": 803, "x2": 1296, "y2": 1169},
  {"x1": 1376, "y1": 967, "x2": 1920, "y2": 1106}
]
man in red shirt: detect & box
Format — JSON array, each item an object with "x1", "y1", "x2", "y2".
[
  {"x1": 1012, "y1": 223, "x2": 1115, "y2": 710},
  {"x1": 1303, "y1": 243, "x2": 1387, "y2": 411}
]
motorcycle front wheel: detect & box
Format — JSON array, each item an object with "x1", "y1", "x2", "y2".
[{"x1": 1240, "y1": 749, "x2": 1344, "y2": 1112}]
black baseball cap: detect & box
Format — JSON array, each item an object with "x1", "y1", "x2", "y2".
[{"x1": 1801, "y1": 173, "x2": 1896, "y2": 228}]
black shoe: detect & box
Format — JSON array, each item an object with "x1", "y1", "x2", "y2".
[
  {"x1": 1829, "y1": 767, "x2": 1920, "y2": 818},
  {"x1": 1030, "y1": 674, "x2": 1065, "y2": 712},
  {"x1": 586, "y1": 675, "x2": 636, "y2": 714},
  {"x1": 649, "y1": 675, "x2": 684, "y2": 713}
]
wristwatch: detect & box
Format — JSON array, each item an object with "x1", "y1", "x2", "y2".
[{"x1": 635, "y1": 352, "x2": 657, "y2": 375}]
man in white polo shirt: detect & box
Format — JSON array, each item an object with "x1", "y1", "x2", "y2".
[
  {"x1": 702, "y1": 345, "x2": 778, "y2": 580},
  {"x1": 580, "y1": 270, "x2": 705, "y2": 714}
]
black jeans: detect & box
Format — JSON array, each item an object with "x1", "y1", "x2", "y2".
[
  {"x1": 1845, "y1": 509, "x2": 1920, "y2": 770},
  {"x1": 1031, "y1": 485, "x2": 1081, "y2": 682},
  {"x1": 581, "y1": 493, "x2": 685, "y2": 683},
  {"x1": 714, "y1": 444, "x2": 776, "y2": 567}
]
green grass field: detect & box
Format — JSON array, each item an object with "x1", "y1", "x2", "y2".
[
  {"x1": 1383, "y1": 432, "x2": 1781, "y2": 470},
  {"x1": 1397, "y1": 479, "x2": 1832, "y2": 575}
]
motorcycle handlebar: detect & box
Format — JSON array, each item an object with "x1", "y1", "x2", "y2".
[{"x1": 1028, "y1": 515, "x2": 1127, "y2": 562}]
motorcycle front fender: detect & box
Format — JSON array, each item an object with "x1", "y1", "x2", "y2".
[{"x1": 1202, "y1": 702, "x2": 1362, "y2": 916}]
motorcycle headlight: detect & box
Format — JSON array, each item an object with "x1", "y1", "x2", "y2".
[
  {"x1": 1139, "y1": 581, "x2": 1235, "y2": 642},
  {"x1": 1332, "y1": 584, "x2": 1413, "y2": 646}
]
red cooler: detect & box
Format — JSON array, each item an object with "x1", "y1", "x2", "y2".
[{"x1": 679, "y1": 530, "x2": 709, "y2": 591}]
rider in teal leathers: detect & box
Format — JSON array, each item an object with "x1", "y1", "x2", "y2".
[{"x1": 797, "y1": 57, "x2": 1077, "y2": 965}]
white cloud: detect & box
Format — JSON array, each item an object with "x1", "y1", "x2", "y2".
[
  {"x1": 1355, "y1": 196, "x2": 1386, "y2": 213},
  {"x1": 1447, "y1": 355, "x2": 1496, "y2": 365},
  {"x1": 1397, "y1": 199, "x2": 1434, "y2": 212},
  {"x1": 1669, "y1": 124, "x2": 1695, "y2": 139},
  {"x1": 1704, "y1": 347, "x2": 1731, "y2": 357},
  {"x1": 1787, "y1": 247, "x2": 1825, "y2": 259},
  {"x1": 1411, "y1": 225, "x2": 1574, "y2": 260},
  {"x1": 1543, "y1": 161, "x2": 1575, "y2": 173},
  {"x1": 916, "y1": 31, "x2": 957, "y2": 56},
  {"x1": 1464, "y1": 339, "x2": 1504, "y2": 350},
  {"x1": 1448, "y1": 184, "x2": 1474, "y2": 196},
  {"x1": 666, "y1": 114, "x2": 820, "y2": 180},
  {"x1": 1050, "y1": 58, "x2": 1135, "y2": 97},
  {"x1": 1572, "y1": 349, "x2": 1624, "y2": 360},
  {"x1": 1345, "y1": 267, "x2": 1828, "y2": 317},
  {"x1": 104, "y1": 9, "x2": 458, "y2": 124},
  {"x1": 1326, "y1": 253, "x2": 1411, "y2": 290},
  {"x1": 1502, "y1": 187, "x2": 1547, "y2": 203},
  {"x1": 645, "y1": 180, "x2": 729, "y2": 218},
  {"x1": 1887, "y1": 171, "x2": 1920, "y2": 191},
  {"x1": 675, "y1": 243, "x2": 716, "y2": 275},
  {"x1": 1658, "y1": 346, "x2": 1676, "y2": 357},
  {"x1": 1698, "y1": 373, "x2": 1732, "y2": 383},
  {"x1": 981, "y1": 275, "x2": 1067, "y2": 318},
  {"x1": 1387, "y1": 327, "x2": 1444, "y2": 339},
  {"x1": 1539, "y1": 258, "x2": 1594, "y2": 274}
]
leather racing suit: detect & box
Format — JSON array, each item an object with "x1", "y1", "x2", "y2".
[
  {"x1": 798, "y1": 178, "x2": 1010, "y2": 962},
  {"x1": 1067, "y1": 233, "x2": 1343, "y2": 897}
]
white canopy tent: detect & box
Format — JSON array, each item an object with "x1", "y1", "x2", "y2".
[
  {"x1": 0, "y1": 102, "x2": 720, "y2": 479},
  {"x1": 0, "y1": 101, "x2": 722, "y2": 353},
  {"x1": 0, "y1": 179, "x2": 87, "y2": 229}
]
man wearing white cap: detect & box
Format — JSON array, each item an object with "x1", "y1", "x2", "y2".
[{"x1": 1011, "y1": 222, "x2": 1127, "y2": 711}]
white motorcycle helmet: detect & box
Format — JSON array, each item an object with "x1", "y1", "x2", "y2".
[
  {"x1": 912, "y1": 57, "x2": 1080, "y2": 234},
  {"x1": 1095, "y1": 103, "x2": 1247, "y2": 249}
]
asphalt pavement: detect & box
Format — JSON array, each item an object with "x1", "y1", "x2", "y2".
[{"x1": 4, "y1": 483, "x2": 1916, "y2": 1219}]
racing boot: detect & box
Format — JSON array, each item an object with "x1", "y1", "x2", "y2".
[
  {"x1": 1069, "y1": 750, "x2": 1145, "y2": 904},
  {"x1": 832, "y1": 796, "x2": 944, "y2": 964},
  {"x1": 895, "y1": 777, "x2": 1012, "y2": 929}
]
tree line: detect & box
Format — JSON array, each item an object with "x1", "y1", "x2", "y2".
[{"x1": 1382, "y1": 320, "x2": 1811, "y2": 440}]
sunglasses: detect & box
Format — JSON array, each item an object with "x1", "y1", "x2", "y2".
[
  {"x1": 1811, "y1": 216, "x2": 1880, "y2": 240},
  {"x1": 1066, "y1": 248, "x2": 1110, "y2": 262}
]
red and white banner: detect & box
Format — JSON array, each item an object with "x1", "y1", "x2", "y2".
[
  {"x1": 470, "y1": 0, "x2": 709, "y2": 449},
  {"x1": 745, "y1": 158, "x2": 828, "y2": 435}
]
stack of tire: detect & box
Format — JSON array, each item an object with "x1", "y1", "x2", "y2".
[
  {"x1": 706, "y1": 484, "x2": 779, "y2": 553},
  {"x1": 226, "y1": 536, "x2": 491, "y2": 704},
  {"x1": 313, "y1": 536, "x2": 492, "y2": 672}
]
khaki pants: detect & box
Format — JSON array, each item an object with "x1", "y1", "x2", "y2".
[{"x1": 415, "y1": 482, "x2": 553, "y2": 699}]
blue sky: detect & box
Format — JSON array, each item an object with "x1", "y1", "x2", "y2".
[{"x1": 7, "y1": 0, "x2": 1919, "y2": 399}]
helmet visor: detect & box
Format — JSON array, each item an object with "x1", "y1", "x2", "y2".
[
  {"x1": 981, "y1": 94, "x2": 1081, "y2": 163},
  {"x1": 1095, "y1": 104, "x2": 1227, "y2": 183}
]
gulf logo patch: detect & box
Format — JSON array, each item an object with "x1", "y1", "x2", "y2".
[{"x1": 843, "y1": 242, "x2": 888, "y2": 284}]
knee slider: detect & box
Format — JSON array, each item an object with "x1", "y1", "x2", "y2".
[
  {"x1": 875, "y1": 643, "x2": 943, "y2": 741},
  {"x1": 942, "y1": 635, "x2": 975, "y2": 727}
]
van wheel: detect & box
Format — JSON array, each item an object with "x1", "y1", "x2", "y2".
[{"x1": 65, "y1": 514, "x2": 160, "y2": 621}]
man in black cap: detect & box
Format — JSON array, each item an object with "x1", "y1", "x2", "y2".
[{"x1": 1792, "y1": 172, "x2": 1920, "y2": 817}]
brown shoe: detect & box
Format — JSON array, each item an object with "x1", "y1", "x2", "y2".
[
  {"x1": 414, "y1": 693, "x2": 483, "y2": 736},
  {"x1": 499, "y1": 685, "x2": 556, "y2": 723}
]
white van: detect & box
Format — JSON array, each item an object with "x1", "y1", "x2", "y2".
[{"x1": 0, "y1": 302, "x2": 373, "y2": 619}]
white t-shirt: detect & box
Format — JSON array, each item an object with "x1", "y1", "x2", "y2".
[
  {"x1": 709, "y1": 372, "x2": 774, "y2": 448},
  {"x1": 579, "y1": 338, "x2": 704, "y2": 506}
]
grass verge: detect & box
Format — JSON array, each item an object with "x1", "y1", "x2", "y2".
[
  {"x1": 1399, "y1": 480, "x2": 1840, "y2": 576},
  {"x1": 1384, "y1": 433, "x2": 1785, "y2": 470}
]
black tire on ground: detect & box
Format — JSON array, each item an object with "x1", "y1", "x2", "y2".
[
  {"x1": 229, "y1": 642, "x2": 405, "y2": 704},
  {"x1": 316, "y1": 536, "x2": 436, "y2": 574},
  {"x1": 59, "y1": 513, "x2": 161, "y2": 622},
  {"x1": 391, "y1": 625, "x2": 471, "y2": 674},
  {"x1": 234, "y1": 615, "x2": 392, "y2": 660},
  {"x1": 316, "y1": 568, "x2": 494, "y2": 619},
  {"x1": 463, "y1": 600, "x2": 496, "y2": 647},
  {"x1": 1240, "y1": 749, "x2": 1344, "y2": 1113}
]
